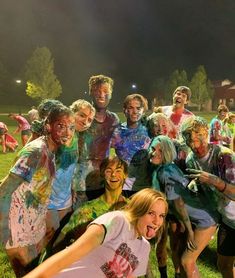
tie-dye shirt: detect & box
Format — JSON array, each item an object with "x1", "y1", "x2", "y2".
[
  {"x1": 111, "y1": 122, "x2": 151, "y2": 165},
  {"x1": 186, "y1": 144, "x2": 235, "y2": 229},
  {"x1": 14, "y1": 115, "x2": 31, "y2": 131},
  {"x1": 209, "y1": 117, "x2": 232, "y2": 146},
  {"x1": 4, "y1": 137, "x2": 55, "y2": 249},
  {"x1": 162, "y1": 106, "x2": 194, "y2": 139},
  {"x1": 72, "y1": 110, "x2": 119, "y2": 191},
  {"x1": 48, "y1": 135, "x2": 78, "y2": 210}
]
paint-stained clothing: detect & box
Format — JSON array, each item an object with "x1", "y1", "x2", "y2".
[
  {"x1": 14, "y1": 115, "x2": 31, "y2": 131},
  {"x1": 209, "y1": 117, "x2": 232, "y2": 146},
  {"x1": 111, "y1": 122, "x2": 151, "y2": 165},
  {"x1": 161, "y1": 106, "x2": 193, "y2": 139},
  {"x1": 153, "y1": 162, "x2": 219, "y2": 228},
  {"x1": 0, "y1": 137, "x2": 55, "y2": 250},
  {"x1": 72, "y1": 111, "x2": 119, "y2": 192},
  {"x1": 0, "y1": 121, "x2": 8, "y2": 134},
  {"x1": 48, "y1": 135, "x2": 78, "y2": 210},
  {"x1": 62, "y1": 194, "x2": 127, "y2": 236},
  {"x1": 55, "y1": 211, "x2": 150, "y2": 278},
  {"x1": 186, "y1": 144, "x2": 235, "y2": 229}
]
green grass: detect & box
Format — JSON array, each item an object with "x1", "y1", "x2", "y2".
[{"x1": 0, "y1": 110, "x2": 222, "y2": 277}]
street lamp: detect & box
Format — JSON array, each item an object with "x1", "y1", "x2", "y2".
[
  {"x1": 15, "y1": 79, "x2": 22, "y2": 114},
  {"x1": 131, "y1": 84, "x2": 137, "y2": 90}
]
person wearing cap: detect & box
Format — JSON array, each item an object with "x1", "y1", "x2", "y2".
[{"x1": 155, "y1": 86, "x2": 194, "y2": 139}]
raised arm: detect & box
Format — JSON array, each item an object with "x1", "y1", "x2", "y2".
[{"x1": 23, "y1": 223, "x2": 105, "y2": 278}]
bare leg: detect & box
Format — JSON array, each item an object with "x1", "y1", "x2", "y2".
[
  {"x1": 0, "y1": 134, "x2": 6, "y2": 153},
  {"x1": 169, "y1": 220, "x2": 186, "y2": 276},
  {"x1": 22, "y1": 134, "x2": 29, "y2": 146},
  {"x1": 156, "y1": 221, "x2": 168, "y2": 278},
  {"x1": 181, "y1": 225, "x2": 217, "y2": 278},
  {"x1": 217, "y1": 255, "x2": 235, "y2": 278}
]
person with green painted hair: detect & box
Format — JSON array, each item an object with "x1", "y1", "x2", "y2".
[{"x1": 47, "y1": 156, "x2": 128, "y2": 255}]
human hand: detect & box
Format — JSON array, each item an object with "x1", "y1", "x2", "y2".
[
  {"x1": 185, "y1": 168, "x2": 218, "y2": 186},
  {"x1": 187, "y1": 231, "x2": 197, "y2": 251}
]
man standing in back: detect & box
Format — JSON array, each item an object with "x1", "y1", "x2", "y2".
[
  {"x1": 157, "y1": 86, "x2": 194, "y2": 139},
  {"x1": 73, "y1": 74, "x2": 120, "y2": 201}
]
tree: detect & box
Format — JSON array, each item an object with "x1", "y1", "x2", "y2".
[
  {"x1": 165, "y1": 69, "x2": 189, "y2": 103},
  {"x1": 150, "y1": 77, "x2": 167, "y2": 106},
  {"x1": 24, "y1": 47, "x2": 62, "y2": 101},
  {"x1": 190, "y1": 65, "x2": 214, "y2": 111}
]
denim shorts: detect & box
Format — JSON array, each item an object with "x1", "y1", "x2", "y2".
[{"x1": 186, "y1": 204, "x2": 219, "y2": 228}]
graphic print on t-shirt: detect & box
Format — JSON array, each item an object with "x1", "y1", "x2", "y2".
[{"x1": 100, "y1": 243, "x2": 139, "y2": 278}]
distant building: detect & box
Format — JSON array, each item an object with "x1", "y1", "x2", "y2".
[{"x1": 212, "y1": 79, "x2": 235, "y2": 110}]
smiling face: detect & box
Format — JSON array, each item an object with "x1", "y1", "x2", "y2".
[
  {"x1": 186, "y1": 126, "x2": 209, "y2": 158},
  {"x1": 136, "y1": 199, "x2": 166, "y2": 240},
  {"x1": 90, "y1": 83, "x2": 112, "y2": 109},
  {"x1": 104, "y1": 161, "x2": 127, "y2": 191},
  {"x1": 48, "y1": 115, "x2": 75, "y2": 146},
  {"x1": 173, "y1": 91, "x2": 188, "y2": 108},
  {"x1": 124, "y1": 99, "x2": 144, "y2": 127},
  {"x1": 151, "y1": 118, "x2": 169, "y2": 136},
  {"x1": 149, "y1": 142, "x2": 163, "y2": 165},
  {"x1": 74, "y1": 106, "x2": 95, "y2": 132}
]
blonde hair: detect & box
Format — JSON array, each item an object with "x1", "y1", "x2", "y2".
[
  {"x1": 147, "y1": 113, "x2": 170, "y2": 136},
  {"x1": 70, "y1": 99, "x2": 95, "y2": 115},
  {"x1": 125, "y1": 188, "x2": 168, "y2": 226},
  {"x1": 150, "y1": 135, "x2": 177, "y2": 163}
]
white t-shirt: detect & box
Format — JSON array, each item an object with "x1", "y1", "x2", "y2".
[{"x1": 56, "y1": 211, "x2": 150, "y2": 278}]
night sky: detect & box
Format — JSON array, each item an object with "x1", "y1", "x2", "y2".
[{"x1": 1, "y1": 0, "x2": 235, "y2": 106}]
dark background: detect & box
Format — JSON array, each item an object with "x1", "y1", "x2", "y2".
[{"x1": 1, "y1": 0, "x2": 235, "y2": 107}]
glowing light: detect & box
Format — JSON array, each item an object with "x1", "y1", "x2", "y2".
[
  {"x1": 16, "y1": 79, "x2": 22, "y2": 84},
  {"x1": 131, "y1": 84, "x2": 137, "y2": 89}
]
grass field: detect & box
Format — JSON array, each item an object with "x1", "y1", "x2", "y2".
[{"x1": 0, "y1": 110, "x2": 222, "y2": 277}]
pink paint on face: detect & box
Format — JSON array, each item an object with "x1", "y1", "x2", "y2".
[
  {"x1": 91, "y1": 83, "x2": 112, "y2": 109},
  {"x1": 136, "y1": 200, "x2": 166, "y2": 240},
  {"x1": 152, "y1": 119, "x2": 169, "y2": 136},
  {"x1": 74, "y1": 107, "x2": 95, "y2": 132},
  {"x1": 124, "y1": 99, "x2": 144, "y2": 127},
  {"x1": 49, "y1": 115, "x2": 75, "y2": 146}
]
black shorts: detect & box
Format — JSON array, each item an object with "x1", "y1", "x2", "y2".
[
  {"x1": 217, "y1": 221, "x2": 235, "y2": 256},
  {"x1": 21, "y1": 129, "x2": 31, "y2": 136}
]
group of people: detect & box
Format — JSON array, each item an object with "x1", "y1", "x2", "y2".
[{"x1": 0, "y1": 74, "x2": 234, "y2": 278}]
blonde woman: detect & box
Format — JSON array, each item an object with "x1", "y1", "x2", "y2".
[{"x1": 24, "y1": 188, "x2": 168, "y2": 278}]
